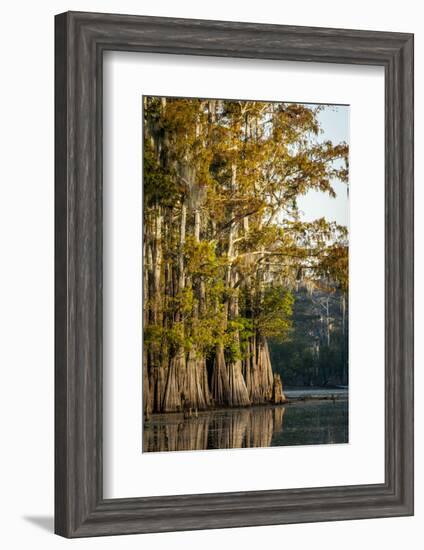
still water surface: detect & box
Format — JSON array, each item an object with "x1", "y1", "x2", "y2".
[{"x1": 143, "y1": 392, "x2": 348, "y2": 453}]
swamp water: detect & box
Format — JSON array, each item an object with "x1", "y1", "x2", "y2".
[{"x1": 143, "y1": 390, "x2": 348, "y2": 453}]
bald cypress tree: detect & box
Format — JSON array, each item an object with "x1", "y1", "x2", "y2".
[{"x1": 143, "y1": 97, "x2": 348, "y2": 415}]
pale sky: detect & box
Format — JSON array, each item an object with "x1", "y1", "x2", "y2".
[{"x1": 297, "y1": 105, "x2": 349, "y2": 227}]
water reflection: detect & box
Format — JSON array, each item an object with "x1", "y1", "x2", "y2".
[{"x1": 143, "y1": 399, "x2": 348, "y2": 453}]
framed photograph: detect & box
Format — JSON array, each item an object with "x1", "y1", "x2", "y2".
[{"x1": 55, "y1": 11, "x2": 414, "y2": 537}]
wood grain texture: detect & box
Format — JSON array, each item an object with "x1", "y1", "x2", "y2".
[{"x1": 54, "y1": 11, "x2": 414, "y2": 538}]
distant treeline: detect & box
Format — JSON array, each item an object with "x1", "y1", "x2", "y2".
[{"x1": 270, "y1": 287, "x2": 348, "y2": 387}]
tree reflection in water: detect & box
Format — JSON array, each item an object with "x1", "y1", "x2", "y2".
[
  {"x1": 143, "y1": 400, "x2": 348, "y2": 453},
  {"x1": 144, "y1": 406, "x2": 288, "y2": 452}
]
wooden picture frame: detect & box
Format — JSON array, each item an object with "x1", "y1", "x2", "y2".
[{"x1": 55, "y1": 11, "x2": 414, "y2": 537}]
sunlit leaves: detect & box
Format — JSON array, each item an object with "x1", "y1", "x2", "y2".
[{"x1": 143, "y1": 96, "x2": 349, "y2": 362}]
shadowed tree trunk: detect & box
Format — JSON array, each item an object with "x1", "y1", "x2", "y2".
[
  {"x1": 245, "y1": 334, "x2": 262, "y2": 403},
  {"x1": 211, "y1": 343, "x2": 232, "y2": 406},
  {"x1": 143, "y1": 229, "x2": 153, "y2": 417},
  {"x1": 143, "y1": 348, "x2": 151, "y2": 419}
]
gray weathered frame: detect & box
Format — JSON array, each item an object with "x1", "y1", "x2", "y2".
[{"x1": 55, "y1": 11, "x2": 414, "y2": 538}]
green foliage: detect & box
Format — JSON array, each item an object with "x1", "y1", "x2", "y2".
[
  {"x1": 184, "y1": 237, "x2": 222, "y2": 278},
  {"x1": 143, "y1": 324, "x2": 163, "y2": 346},
  {"x1": 224, "y1": 317, "x2": 254, "y2": 361},
  {"x1": 256, "y1": 287, "x2": 294, "y2": 340}
]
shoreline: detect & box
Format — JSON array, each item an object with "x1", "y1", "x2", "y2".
[{"x1": 144, "y1": 391, "x2": 348, "y2": 421}]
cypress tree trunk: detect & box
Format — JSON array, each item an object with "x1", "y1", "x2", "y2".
[
  {"x1": 240, "y1": 215, "x2": 262, "y2": 404},
  {"x1": 162, "y1": 348, "x2": 184, "y2": 412},
  {"x1": 183, "y1": 206, "x2": 212, "y2": 410},
  {"x1": 143, "y1": 348, "x2": 152, "y2": 419},
  {"x1": 209, "y1": 212, "x2": 231, "y2": 407},
  {"x1": 227, "y1": 360, "x2": 250, "y2": 407},
  {"x1": 145, "y1": 208, "x2": 167, "y2": 412},
  {"x1": 227, "y1": 270, "x2": 250, "y2": 407},
  {"x1": 184, "y1": 349, "x2": 207, "y2": 410},
  {"x1": 256, "y1": 334, "x2": 274, "y2": 402},
  {"x1": 246, "y1": 334, "x2": 262, "y2": 403},
  {"x1": 143, "y1": 226, "x2": 153, "y2": 416},
  {"x1": 162, "y1": 199, "x2": 187, "y2": 412},
  {"x1": 211, "y1": 343, "x2": 231, "y2": 406},
  {"x1": 199, "y1": 356, "x2": 212, "y2": 407},
  {"x1": 272, "y1": 373, "x2": 287, "y2": 404},
  {"x1": 225, "y1": 162, "x2": 250, "y2": 407}
]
